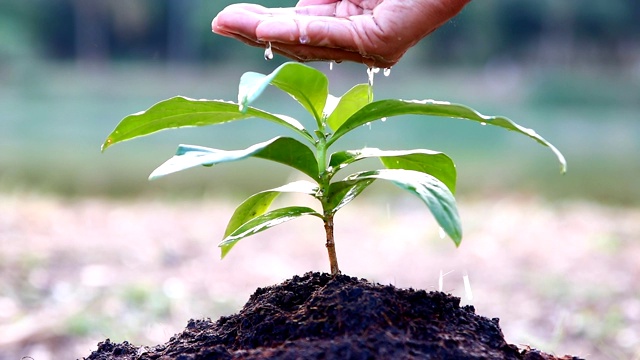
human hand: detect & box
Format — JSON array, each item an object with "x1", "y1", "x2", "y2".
[{"x1": 212, "y1": 0, "x2": 470, "y2": 68}]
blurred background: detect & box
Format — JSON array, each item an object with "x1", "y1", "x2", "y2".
[{"x1": 1, "y1": 1, "x2": 639, "y2": 359}]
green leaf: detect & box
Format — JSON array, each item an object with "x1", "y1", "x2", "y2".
[
  {"x1": 380, "y1": 151, "x2": 456, "y2": 194},
  {"x1": 219, "y1": 206, "x2": 322, "y2": 258},
  {"x1": 328, "y1": 99, "x2": 567, "y2": 173},
  {"x1": 325, "y1": 84, "x2": 371, "y2": 130},
  {"x1": 329, "y1": 148, "x2": 456, "y2": 193},
  {"x1": 102, "y1": 96, "x2": 314, "y2": 151},
  {"x1": 148, "y1": 137, "x2": 319, "y2": 180},
  {"x1": 224, "y1": 180, "x2": 318, "y2": 238},
  {"x1": 325, "y1": 178, "x2": 376, "y2": 213},
  {"x1": 343, "y1": 169, "x2": 462, "y2": 245},
  {"x1": 239, "y1": 62, "x2": 328, "y2": 124}
]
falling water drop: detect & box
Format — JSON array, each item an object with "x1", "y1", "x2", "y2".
[
  {"x1": 366, "y1": 122, "x2": 372, "y2": 129},
  {"x1": 367, "y1": 67, "x2": 380, "y2": 102},
  {"x1": 383, "y1": 67, "x2": 391, "y2": 77},
  {"x1": 463, "y1": 272, "x2": 473, "y2": 301},
  {"x1": 367, "y1": 67, "x2": 374, "y2": 87},
  {"x1": 329, "y1": 61, "x2": 334, "y2": 71},
  {"x1": 381, "y1": 117, "x2": 387, "y2": 122},
  {"x1": 438, "y1": 227, "x2": 446, "y2": 239},
  {"x1": 264, "y1": 42, "x2": 273, "y2": 60}
]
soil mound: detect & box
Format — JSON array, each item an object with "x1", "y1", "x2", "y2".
[{"x1": 85, "y1": 272, "x2": 581, "y2": 360}]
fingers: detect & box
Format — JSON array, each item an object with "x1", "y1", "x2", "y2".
[
  {"x1": 271, "y1": 42, "x2": 394, "y2": 68},
  {"x1": 296, "y1": 0, "x2": 338, "y2": 6},
  {"x1": 211, "y1": 2, "x2": 404, "y2": 67}
]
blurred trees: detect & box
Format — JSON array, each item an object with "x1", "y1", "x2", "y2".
[{"x1": 1, "y1": 0, "x2": 638, "y2": 67}]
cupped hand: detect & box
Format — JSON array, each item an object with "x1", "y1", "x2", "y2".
[{"x1": 212, "y1": 0, "x2": 470, "y2": 68}]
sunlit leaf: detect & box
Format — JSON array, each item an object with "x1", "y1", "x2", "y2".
[
  {"x1": 102, "y1": 96, "x2": 314, "y2": 151},
  {"x1": 224, "y1": 181, "x2": 318, "y2": 238},
  {"x1": 239, "y1": 62, "x2": 328, "y2": 123},
  {"x1": 325, "y1": 84, "x2": 371, "y2": 130},
  {"x1": 343, "y1": 169, "x2": 462, "y2": 245},
  {"x1": 148, "y1": 137, "x2": 319, "y2": 180},
  {"x1": 380, "y1": 152, "x2": 456, "y2": 194},
  {"x1": 219, "y1": 206, "x2": 322, "y2": 258},
  {"x1": 329, "y1": 148, "x2": 457, "y2": 193},
  {"x1": 329, "y1": 99, "x2": 566, "y2": 173}
]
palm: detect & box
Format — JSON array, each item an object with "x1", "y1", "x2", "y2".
[{"x1": 213, "y1": 0, "x2": 469, "y2": 67}]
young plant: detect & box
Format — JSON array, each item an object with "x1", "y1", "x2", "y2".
[{"x1": 102, "y1": 62, "x2": 566, "y2": 275}]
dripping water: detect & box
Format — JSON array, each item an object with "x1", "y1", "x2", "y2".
[
  {"x1": 264, "y1": 42, "x2": 273, "y2": 60},
  {"x1": 299, "y1": 21, "x2": 310, "y2": 44},
  {"x1": 383, "y1": 67, "x2": 391, "y2": 77},
  {"x1": 367, "y1": 67, "x2": 380, "y2": 87},
  {"x1": 367, "y1": 67, "x2": 379, "y2": 102},
  {"x1": 463, "y1": 272, "x2": 473, "y2": 301}
]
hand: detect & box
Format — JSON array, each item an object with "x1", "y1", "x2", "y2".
[{"x1": 212, "y1": 0, "x2": 470, "y2": 68}]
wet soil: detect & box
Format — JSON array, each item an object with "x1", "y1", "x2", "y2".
[{"x1": 84, "y1": 272, "x2": 581, "y2": 360}]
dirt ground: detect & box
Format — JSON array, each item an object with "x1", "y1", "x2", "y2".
[
  {"x1": 85, "y1": 272, "x2": 579, "y2": 360},
  {"x1": 1, "y1": 193, "x2": 639, "y2": 359}
]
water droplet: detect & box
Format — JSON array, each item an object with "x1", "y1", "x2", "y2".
[
  {"x1": 381, "y1": 117, "x2": 387, "y2": 122},
  {"x1": 480, "y1": 122, "x2": 487, "y2": 126},
  {"x1": 329, "y1": 61, "x2": 333, "y2": 71},
  {"x1": 299, "y1": 23, "x2": 310, "y2": 44},
  {"x1": 264, "y1": 42, "x2": 273, "y2": 60},
  {"x1": 367, "y1": 67, "x2": 380, "y2": 87},
  {"x1": 366, "y1": 122, "x2": 372, "y2": 129},
  {"x1": 438, "y1": 227, "x2": 446, "y2": 239},
  {"x1": 239, "y1": 103, "x2": 246, "y2": 112},
  {"x1": 367, "y1": 67, "x2": 379, "y2": 102},
  {"x1": 463, "y1": 272, "x2": 473, "y2": 301},
  {"x1": 383, "y1": 67, "x2": 391, "y2": 77}
]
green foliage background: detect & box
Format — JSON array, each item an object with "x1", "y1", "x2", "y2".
[{"x1": 1, "y1": 0, "x2": 639, "y2": 204}]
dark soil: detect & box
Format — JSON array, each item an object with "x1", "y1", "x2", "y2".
[{"x1": 84, "y1": 272, "x2": 582, "y2": 360}]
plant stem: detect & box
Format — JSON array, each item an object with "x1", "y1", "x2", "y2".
[
  {"x1": 315, "y1": 122, "x2": 339, "y2": 275},
  {"x1": 323, "y1": 213, "x2": 340, "y2": 275}
]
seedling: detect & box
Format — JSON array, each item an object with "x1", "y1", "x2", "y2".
[{"x1": 102, "y1": 62, "x2": 566, "y2": 275}]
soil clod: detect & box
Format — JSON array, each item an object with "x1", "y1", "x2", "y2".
[{"x1": 84, "y1": 272, "x2": 582, "y2": 360}]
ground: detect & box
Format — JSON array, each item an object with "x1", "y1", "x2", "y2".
[
  {"x1": 84, "y1": 272, "x2": 580, "y2": 360},
  {"x1": 1, "y1": 194, "x2": 639, "y2": 359}
]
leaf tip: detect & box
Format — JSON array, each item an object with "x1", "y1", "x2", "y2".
[
  {"x1": 559, "y1": 158, "x2": 568, "y2": 174},
  {"x1": 219, "y1": 243, "x2": 232, "y2": 259},
  {"x1": 101, "y1": 138, "x2": 113, "y2": 152},
  {"x1": 453, "y1": 235, "x2": 462, "y2": 247}
]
